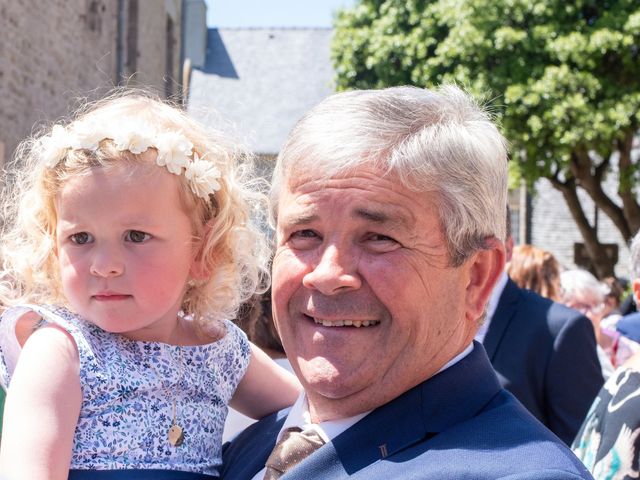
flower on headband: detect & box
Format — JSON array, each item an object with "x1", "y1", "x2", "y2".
[
  {"x1": 69, "y1": 122, "x2": 104, "y2": 151},
  {"x1": 185, "y1": 154, "x2": 222, "y2": 198},
  {"x1": 155, "y1": 131, "x2": 194, "y2": 175},
  {"x1": 112, "y1": 126, "x2": 155, "y2": 155},
  {"x1": 41, "y1": 125, "x2": 73, "y2": 168}
]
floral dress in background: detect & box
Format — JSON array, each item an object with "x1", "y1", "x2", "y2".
[{"x1": 572, "y1": 367, "x2": 640, "y2": 479}]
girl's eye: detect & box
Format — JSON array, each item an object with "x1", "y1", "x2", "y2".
[
  {"x1": 70, "y1": 232, "x2": 93, "y2": 245},
  {"x1": 125, "y1": 230, "x2": 150, "y2": 243}
]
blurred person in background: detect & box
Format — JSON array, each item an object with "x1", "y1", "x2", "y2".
[
  {"x1": 615, "y1": 235, "x2": 640, "y2": 346},
  {"x1": 572, "y1": 232, "x2": 640, "y2": 479},
  {"x1": 560, "y1": 270, "x2": 639, "y2": 378},
  {"x1": 600, "y1": 277, "x2": 624, "y2": 329},
  {"x1": 506, "y1": 244, "x2": 562, "y2": 301}
]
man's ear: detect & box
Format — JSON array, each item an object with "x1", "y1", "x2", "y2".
[{"x1": 465, "y1": 237, "x2": 505, "y2": 321}]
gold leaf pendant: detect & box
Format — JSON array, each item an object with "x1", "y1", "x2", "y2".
[{"x1": 168, "y1": 424, "x2": 184, "y2": 446}]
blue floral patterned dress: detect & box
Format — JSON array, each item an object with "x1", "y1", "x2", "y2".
[
  {"x1": 0, "y1": 304, "x2": 250, "y2": 476},
  {"x1": 572, "y1": 366, "x2": 640, "y2": 479}
]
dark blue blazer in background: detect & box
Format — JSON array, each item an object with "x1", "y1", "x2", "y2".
[
  {"x1": 616, "y1": 311, "x2": 640, "y2": 342},
  {"x1": 221, "y1": 342, "x2": 594, "y2": 480},
  {"x1": 483, "y1": 278, "x2": 604, "y2": 445}
]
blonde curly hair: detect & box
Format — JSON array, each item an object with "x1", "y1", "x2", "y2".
[{"x1": 0, "y1": 90, "x2": 270, "y2": 334}]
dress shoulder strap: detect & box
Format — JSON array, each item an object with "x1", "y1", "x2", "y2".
[{"x1": 0, "y1": 304, "x2": 91, "y2": 386}]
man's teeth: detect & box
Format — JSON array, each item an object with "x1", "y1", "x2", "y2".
[{"x1": 313, "y1": 318, "x2": 380, "y2": 327}]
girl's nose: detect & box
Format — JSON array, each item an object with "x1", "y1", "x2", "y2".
[{"x1": 89, "y1": 246, "x2": 125, "y2": 278}]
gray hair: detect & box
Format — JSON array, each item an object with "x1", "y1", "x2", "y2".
[
  {"x1": 560, "y1": 269, "x2": 607, "y2": 305},
  {"x1": 270, "y1": 85, "x2": 509, "y2": 265},
  {"x1": 631, "y1": 232, "x2": 640, "y2": 281}
]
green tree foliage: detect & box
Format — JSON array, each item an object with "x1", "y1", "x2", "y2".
[{"x1": 333, "y1": 0, "x2": 640, "y2": 277}]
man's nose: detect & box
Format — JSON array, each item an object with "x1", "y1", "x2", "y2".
[
  {"x1": 90, "y1": 245, "x2": 125, "y2": 278},
  {"x1": 302, "y1": 245, "x2": 361, "y2": 295}
]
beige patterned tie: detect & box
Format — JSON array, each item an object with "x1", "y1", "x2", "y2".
[{"x1": 263, "y1": 426, "x2": 326, "y2": 479}]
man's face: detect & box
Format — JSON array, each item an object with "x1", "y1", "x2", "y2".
[{"x1": 272, "y1": 165, "x2": 501, "y2": 421}]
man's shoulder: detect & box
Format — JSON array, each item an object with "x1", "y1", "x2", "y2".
[
  {"x1": 343, "y1": 348, "x2": 591, "y2": 478},
  {"x1": 379, "y1": 389, "x2": 593, "y2": 479},
  {"x1": 323, "y1": 389, "x2": 591, "y2": 479}
]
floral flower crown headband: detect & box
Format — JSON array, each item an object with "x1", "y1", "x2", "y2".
[{"x1": 40, "y1": 122, "x2": 222, "y2": 199}]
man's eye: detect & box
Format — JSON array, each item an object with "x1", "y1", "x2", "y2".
[
  {"x1": 367, "y1": 233, "x2": 397, "y2": 243},
  {"x1": 364, "y1": 233, "x2": 401, "y2": 252},
  {"x1": 125, "y1": 230, "x2": 150, "y2": 243},
  {"x1": 286, "y1": 229, "x2": 321, "y2": 249},
  {"x1": 70, "y1": 232, "x2": 92, "y2": 245},
  {"x1": 291, "y1": 229, "x2": 318, "y2": 239}
]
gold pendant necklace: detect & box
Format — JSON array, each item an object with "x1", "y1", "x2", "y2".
[
  {"x1": 168, "y1": 397, "x2": 185, "y2": 446},
  {"x1": 165, "y1": 324, "x2": 186, "y2": 447}
]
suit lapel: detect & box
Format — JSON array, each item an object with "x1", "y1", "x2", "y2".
[
  {"x1": 281, "y1": 386, "x2": 427, "y2": 479},
  {"x1": 483, "y1": 278, "x2": 520, "y2": 360},
  {"x1": 283, "y1": 343, "x2": 502, "y2": 478}
]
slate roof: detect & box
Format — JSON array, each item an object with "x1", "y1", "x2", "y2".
[{"x1": 187, "y1": 28, "x2": 335, "y2": 155}]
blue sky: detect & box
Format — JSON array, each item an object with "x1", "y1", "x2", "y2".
[{"x1": 204, "y1": 0, "x2": 356, "y2": 28}]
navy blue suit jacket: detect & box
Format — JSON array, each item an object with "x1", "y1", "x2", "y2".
[
  {"x1": 616, "y1": 311, "x2": 640, "y2": 342},
  {"x1": 483, "y1": 278, "x2": 604, "y2": 445},
  {"x1": 221, "y1": 343, "x2": 593, "y2": 479}
]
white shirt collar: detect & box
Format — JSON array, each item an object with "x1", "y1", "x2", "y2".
[{"x1": 279, "y1": 393, "x2": 368, "y2": 444}]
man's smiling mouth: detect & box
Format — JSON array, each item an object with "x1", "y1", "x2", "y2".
[{"x1": 307, "y1": 315, "x2": 381, "y2": 327}]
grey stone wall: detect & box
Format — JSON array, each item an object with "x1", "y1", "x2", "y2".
[
  {"x1": 133, "y1": 0, "x2": 182, "y2": 97},
  {"x1": 0, "y1": 0, "x2": 118, "y2": 159},
  {"x1": 0, "y1": 0, "x2": 184, "y2": 164}
]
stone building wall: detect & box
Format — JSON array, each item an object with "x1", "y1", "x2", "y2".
[
  {"x1": 132, "y1": 0, "x2": 182, "y2": 98},
  {"x1": 0, "y1": 0, "x2": 184, "y2": 166},
  {"x1": 0, "y1": 0, "x2": 119, "y2": 165}
]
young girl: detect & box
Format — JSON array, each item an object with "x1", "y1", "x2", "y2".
[{"x1": 0, "y1": 92, "x2": 300, "y2": 479}]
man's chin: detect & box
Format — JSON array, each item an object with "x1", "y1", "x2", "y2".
[{"x1": 301, "y1": 363, "x2": 377, "y2": 401}]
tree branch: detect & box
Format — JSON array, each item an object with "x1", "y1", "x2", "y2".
[
  {"x1": 617, "y1": 132, "x2": 640, "y2": 234},
  {"x1": 549, "y1": 177, "x2": 615, "y2": 277},
  {"x1": 570, "y1": 150, "x2": 633, "y2": 241}
]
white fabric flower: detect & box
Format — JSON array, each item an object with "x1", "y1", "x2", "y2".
[
  {"x1": 69, "y1": 122, "x2": 104, "y2": 151},
  {"x1": 155, "y1": 131, "x2": 193, "y2": 175},
  {"x1": 41, "y1": 125, "x2": 73, "y2": 168},
  {"x1": 185, "y1": 155, "x2": 222, "y2": 198},
  {"x1": 111, "y1": 126, "x2": 154, "y2": 155}
]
